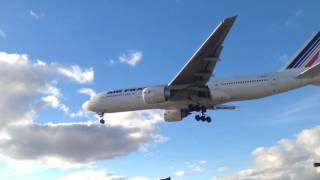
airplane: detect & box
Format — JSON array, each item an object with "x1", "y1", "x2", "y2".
[{"x1": 83, "y1": 16, "x2": 320, "y2": 124}]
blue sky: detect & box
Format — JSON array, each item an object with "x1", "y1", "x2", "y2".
[{"x1": 1, "y1": 1, "x2": 320, "y2": 180}]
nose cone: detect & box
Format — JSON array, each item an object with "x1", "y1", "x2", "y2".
[{"x1": 82, "y1": 100, "x2": 93, "y2": 111}]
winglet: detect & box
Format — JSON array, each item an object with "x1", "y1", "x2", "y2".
[{"x1": 223, "y1": 16, "x2": 237, "y2": 23}]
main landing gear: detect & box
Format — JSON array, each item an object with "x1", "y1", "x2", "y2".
[
  {"x1": 98, "y1": 112, "x2": 105, "y2": 124},
  {"x1": 195, "y1": 114, "x2": 212, "y2": 123},
  {"x1": 193, "y1": 107, "x2": 212, "y2": 123}
]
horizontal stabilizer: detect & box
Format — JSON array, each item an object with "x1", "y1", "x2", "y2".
[
  {"x1": 297, "y1": 63, "x2": 320, "y2": 79},
  {"x1": 312, "y1": 82, "x2": 320, "y2": 86}
]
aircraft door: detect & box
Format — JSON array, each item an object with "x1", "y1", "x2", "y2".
[{"x1": 271, "y1": 75, "x2": 279, "y2": 93}]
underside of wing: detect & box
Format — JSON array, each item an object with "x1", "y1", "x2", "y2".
[{"x1": 168, "y1": 16, "x2": 237, "y2": 89}]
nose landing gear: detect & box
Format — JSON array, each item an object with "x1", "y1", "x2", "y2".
[
  {"x1": 100, "y1": 119, "x2": 105, "y2": 124},
  {"x1": 98, "y1": 112, "x2": 105, "y2": 124}
]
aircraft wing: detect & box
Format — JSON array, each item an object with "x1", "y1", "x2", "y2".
[{"x1": 168, "y1": 16, "x2": 237, "y2": 88}]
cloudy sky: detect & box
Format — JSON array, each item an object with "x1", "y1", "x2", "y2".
[{"x1": 0, "y1": 0, "x2": 320, "y2": 179}]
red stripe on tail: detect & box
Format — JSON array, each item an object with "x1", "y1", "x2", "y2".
[{"x1": 305, "y1": 51, "x2": 320, "y2": 67}]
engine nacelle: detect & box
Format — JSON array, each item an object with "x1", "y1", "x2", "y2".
[
  {"x1": 142, "y1": 86, "x2": 171, "y2": 104},
  {"x1": 164, "y1": 109, "x2": 189, "y2": 122}
]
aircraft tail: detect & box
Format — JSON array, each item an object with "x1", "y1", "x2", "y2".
[{"x1": 282, "y1": 32, "x2": 320, "y2": 72}]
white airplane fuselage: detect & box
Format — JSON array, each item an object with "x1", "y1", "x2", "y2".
[
  {"x1": 84, "y1": 71, "x2": 315, "y2": 114},
  {"x1": 83, "y1": 17, "x2": 320, "y2": 123}
]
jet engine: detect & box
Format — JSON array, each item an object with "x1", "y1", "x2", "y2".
[
  {"x1": 142, "y1": 86, "x2": 171, "y2": 104},
  {"x1": 164, "y1": 109, "x2": 189, "y2": 122}
]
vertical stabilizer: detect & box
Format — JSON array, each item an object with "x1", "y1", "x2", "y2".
[{"x1": 282, "y1": 32, "x2": 320, "y2": 71}]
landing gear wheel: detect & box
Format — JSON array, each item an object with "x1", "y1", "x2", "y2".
[
  {"x1": 100, "y1": 119, "x2": 105, "y2": 124},
  {"x1": 98, "y1": 112, "x2": 105, "y2": 124},
  {"x1": 193, "y1": 106, "x2": 212, "y2": 123},
  {"x1": 205, "y1": 116, "x2": 212, "y2": 123}
]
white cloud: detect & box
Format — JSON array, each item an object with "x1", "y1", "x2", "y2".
[
  {"x1": 58, "y1": 65, "x2": 94, "y2": 84},
  {"x1": 78, "y1": 88, "x2": 96, "y2": 99},
  {"x1": 175, "y1": 170, "x2": 185, "y2": 177},
  {"x1": 278, "y1": 53, "x2": 289, "y2": 64},
  {"x1": 172, "y1": 160, "x2": 208, "y2": 177},
  {"x1": 0, "y1": 52, "x2": 93, "y2": 84},
  {"x1": 41, "y1": 84, "x2": 61, "y2": 97},
  {"x1": 0, "y1": 51, "x2": 165, "y2": 169},
  {"x1": 119, "y1": 50, "x2": 143, "y2": 67},
  {"x1": 0, "y1": 52, "x2": 48, "y2": 126},
  {"x1": 295, "y1": 9, "x2": 304, "y2": 18},
  {"x1": 285, "y1": 9, "x2": 304, "y2": 26},
  {"x1": 187, "y1": 160, "x2": 208, "y2": 173},
  {"x1": 107, "y1": 59, "x2": 116, "y2": 66},
  {"x1": 284, "y1": 20, "x2": 293, "y2": 26},
  {"x1": 57, "y1": 88, "x2": 97, "y2": 118},
  {"x1": 68, "y1": 109, "x2": 87, "y2": 118},
  {"x1": 0, "y1": 28, "x2": 6, "y2": 39},
  {"x1": 60, "y1": 169, "x2": 150, "y2": 180},
  {"x1": 128, "y1": 177, "x2": 149, "y2": 180},
  {"x1": 29, "y1": 10, "x2": 40, "y2": 20},
  {"x1": 36, "y1": 60, "x2": 47, "y2": 66},
  {"x1": 40, "y1": 95, "x2": 69, "y2": 114},
  {"x1": 0, "y1": 111, "x2": 162, "y2": 166},
  {"x1": 216, "y1": 167, "x2": 226, "y2": 172},
  {"x1": 0, "y1": 52, "x2": 29, "y2": 64},
  {"x1": 41, "y1": 95, "x2": 60, "y2": 108},
  {"x1": 60, "y1": 170, "x2": 125, "y2": 180},
  {"x1": 191, "y1": 166, "x2": 203, "y2": 172},
  {"x1": 199, "y1": 160, "x2": 207, "y2": 164},
  {"x1": 224, "y1": 126, "x2": 320, "y2": 180}
]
